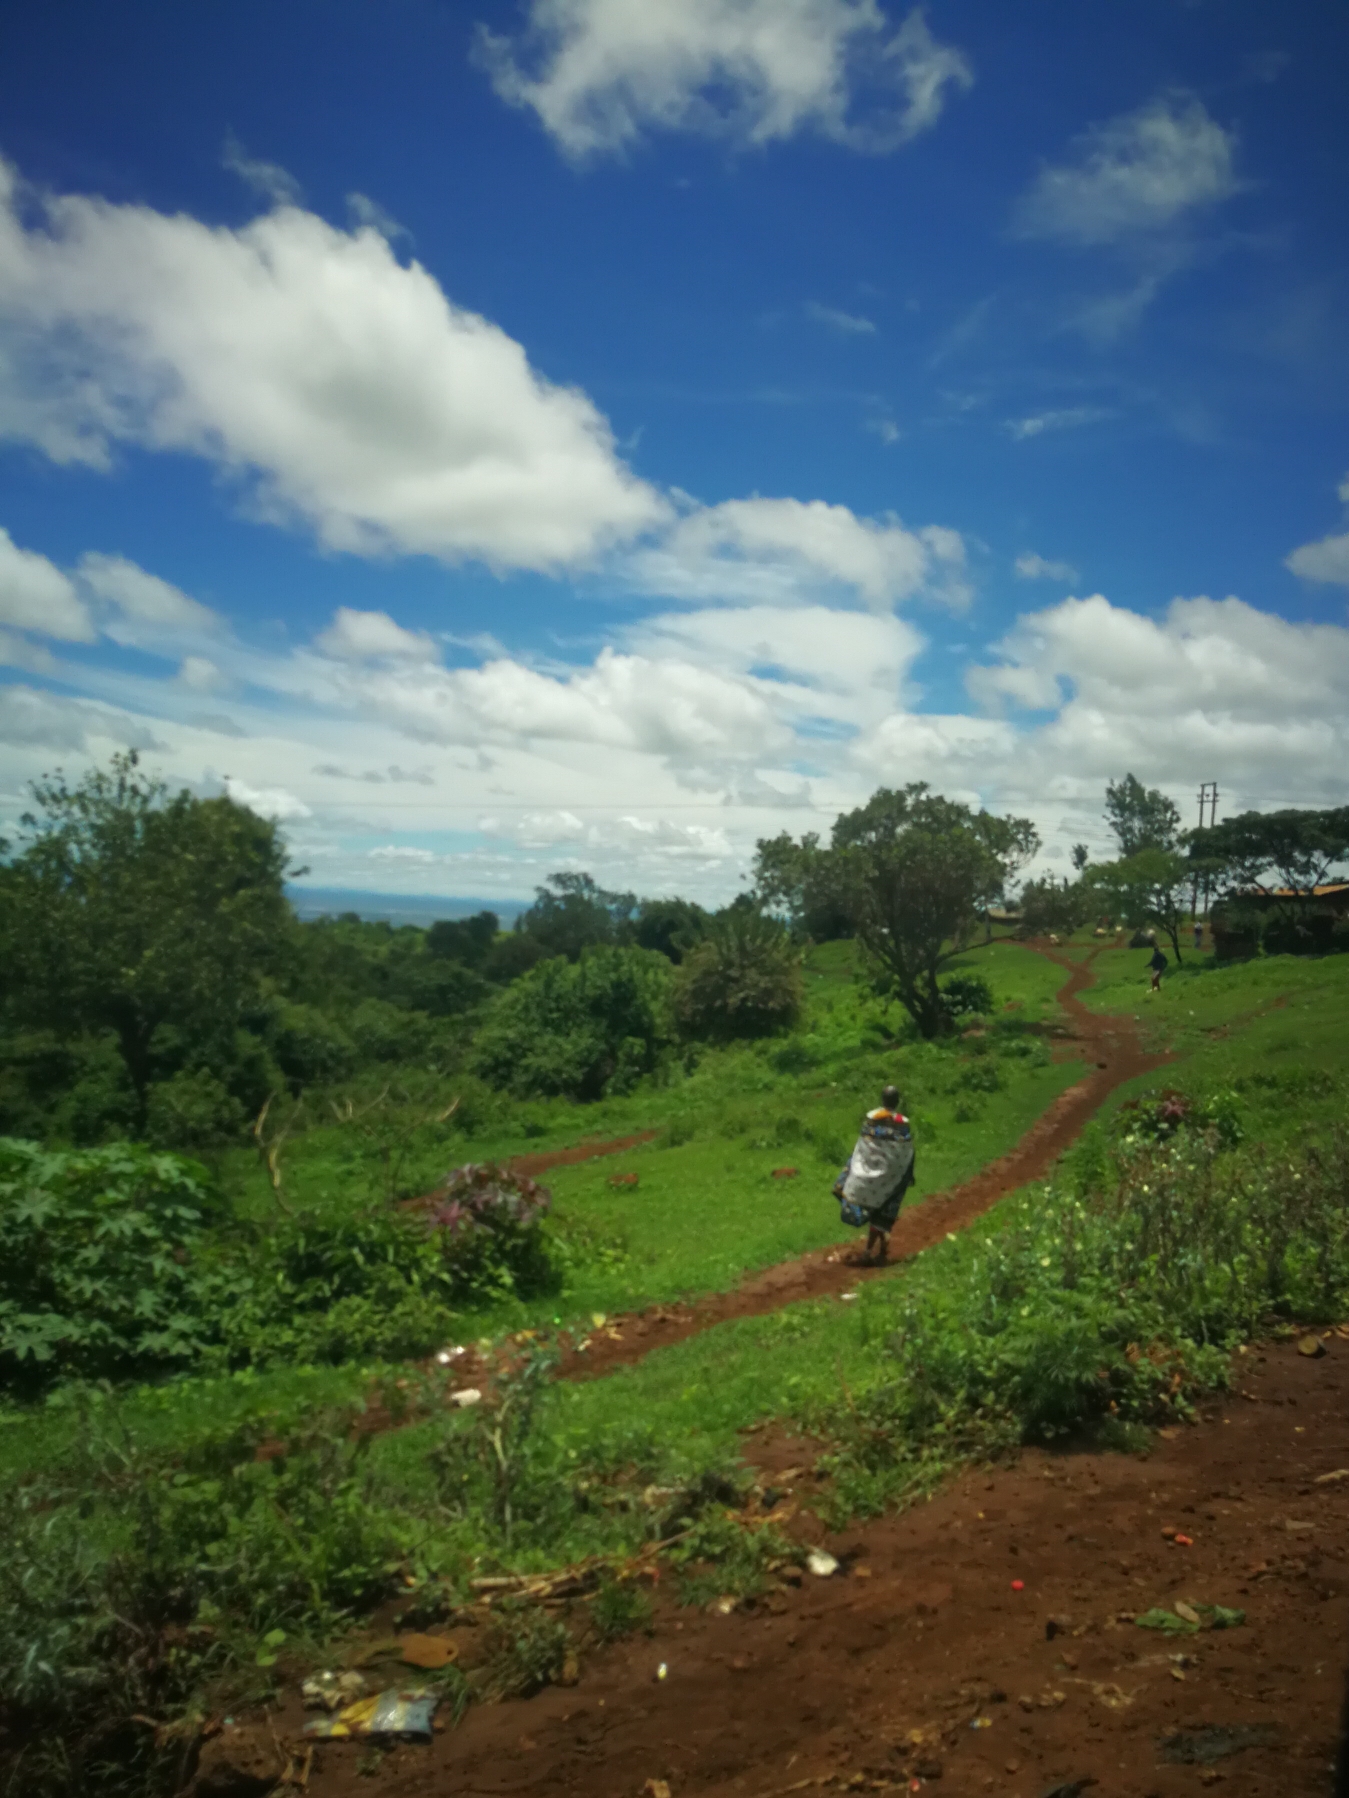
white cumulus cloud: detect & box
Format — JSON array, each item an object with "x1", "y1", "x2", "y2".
[
  {"x1": 0, "y1": 157, "x2": 664, "y2": 571},
  {"x1": 315, "y1": 607, "x2": 439, "y2": 662},
  {"x1": 967, "y1": 592, "x2": 1349, "y2": 800},
  {"x1": 476, "y1": 0, "x2": 972, "y2": 160},
  {"x1": 1013, "y1": 92, "x2": 1237, "y2": 245},
  {"x1": 629, "y1": 496, "x2": 967, "y2": 609},
  {"x1": 0, "y1": 526, "x2": 94, "y2": 641}
]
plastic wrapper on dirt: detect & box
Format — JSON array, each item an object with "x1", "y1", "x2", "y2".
[{"x1": 303, "y1": 1686, "x2": 438, "y2": 1740}]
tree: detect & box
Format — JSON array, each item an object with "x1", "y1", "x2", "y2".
[
  {"x1": 1104, "y1": 774, "x2": 1181, "y2": 857},
  {"x1": 471, "y1": 946, "x2": 674, "y2": 1101},
  {"x1": 1190, "y1": 806, "x2": 1349, "y2": 942},
  {"x1": 672, "y1": 907, "x2": 802, "y2": 1040},
  {"x1": 514, "y1": 872, "x2": 637, "y2": 961},
  {"x1": 751, "y1": 830, "x2": 853, "y2": 941},
  {"x1": 632, "y1": 896, "x2": 710, "y2": 963},
  {"x1": 0, "y1": 753, "x2": 292, "y2": 1124},
  {"x1": 426, "y1": 910, "x2": 498, "y2": 966},
  {"x1": 1017, "y1": 873, "x2": 1090, "y2": 938},
  {"x1": 827, "y1": 785, "x2": 1039, "y2": 1038},
  {"x1": 1087, "y1": 848, "x2": 1191, "y2": 961},
  {"x1": 1070, "y1": 843, "x2": 1090, "y2": 873}
]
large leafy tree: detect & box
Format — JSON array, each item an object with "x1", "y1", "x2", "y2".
[
  {"x1": 751, "y1": 829, "x2": 853, "y2": 941},
  {"x1": 1104, "y1": 774, "x2": 1181, "y2": 857},
  {"x1": 0, "y1": 753, "x2": 292, "y2": 1123},
  {"x1": 1190, "y1": 806, "x2": 1349, "y2": 936},
  {"x1": 514, "y1": 872, "x2": 637, "y2": 961},
  {"x1": 1087, "y1": 848, "x2": 1192, "y2": 961},
  {"x1": 826, "y1": 784, "x2": 1039, "y2": 1038}
]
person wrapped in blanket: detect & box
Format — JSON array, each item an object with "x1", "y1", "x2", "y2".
[{"x1": 832, "y1": 1084, "x2": 915, "y2": 1267}]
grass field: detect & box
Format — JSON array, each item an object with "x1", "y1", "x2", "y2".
[{"x1": 5, "y1": 936, "x2": 1349, "y2": 1797}]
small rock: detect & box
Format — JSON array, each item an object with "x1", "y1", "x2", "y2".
[
  {"x1": 188, "y1": 1724, "x2": 286, "y2": 1797},
  {"x1": 806, "y1": 1549, "x2": 840, "y2": 1578}
]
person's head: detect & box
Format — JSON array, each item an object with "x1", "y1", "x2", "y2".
[{"x1": 881, "y1": 1084, "x2": 901, "y2": 1112}]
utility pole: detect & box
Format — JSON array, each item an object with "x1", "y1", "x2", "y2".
[{"x1": 1194, "y1": 782, "x2": 1219, "y2": 920}]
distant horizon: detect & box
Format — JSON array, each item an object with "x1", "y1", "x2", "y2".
[{"x1": 286, "y1": 885, "x2": 530, "y2": 928}]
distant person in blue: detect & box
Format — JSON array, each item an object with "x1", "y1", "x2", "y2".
[
  {"x1": 1149, "y1": 943, "x2": 1168, "y2": 993},
  {"x1": 833, "y1": 1084, "x2": 915, "y2": 1267}
]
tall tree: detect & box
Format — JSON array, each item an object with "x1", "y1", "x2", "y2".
[
  {"x1": 1190, "y1": 806, "x2": 1349, "y2": 937},
  {"x1": 1104, "y1": 774, "x2": 1181, "y2": 857},
  {"x1": 1087, "y1": 848, "x2": 1191, "y2": 962},
  {"x1": 514, "y1": 872, "x2": 637, "y2": 961},
  {"x1": 827, "y1": 784, "x2": 1039, "y2": 1038},
  {"x1": 0, "y1": 753, "x2": 292, "y2": 1122},
  {"x1": 752, "y1": 829, "x2": 852, "y2": 941}
]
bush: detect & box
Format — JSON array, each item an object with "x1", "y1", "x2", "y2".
[
  {"x1": 939, "y1": 974, "x2": 994, "y2": 1022},
  {"x1": 0, "y1": 1139, "x2": 218, "y2": 1394},
  {"x1": 472, "y1": 946, "x2": 674, "y2": 1100},
  {"x1": 672, "y1": 910, "x2": 802, "y2": 1041},
  {"x1": 349, "y1": 998, "x2": 436, "y2": 1064},
  {"x1": 270, "y1": 1001, "x2": 358, "y2": 1088},
  {"x1": 811, "y1": 1119, "x2": 1349, "y2": 1515},
  {"x1": 144, "y1": 1068, "x2": 248, "y2": 1149}
]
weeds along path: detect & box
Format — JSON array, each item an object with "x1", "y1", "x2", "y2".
[{"x1": 558, "y1": 945, "x2": 1171, "y2": 1384}]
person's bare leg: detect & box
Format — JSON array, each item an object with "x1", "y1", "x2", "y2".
[{"x1": 867, "y1": 1224, "x2": 889, "y2": 1264}]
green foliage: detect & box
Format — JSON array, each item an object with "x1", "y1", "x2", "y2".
[
  {"x1": 473, "y1": 946, "x2": 674, "y2": 1100},
  {"x1": 1087, "y1": 847, "x2": 1193, "y2": 960},
  {"x1": 1104, "y1": 772, "x2": 1181, "y2": 857},
  {"x1": 828, "y1": 784, "x2": 1038, "y2": 1038},
  {"x1": 672, "y1": 908, "x2": 802, "y2": 1040},
  {"x1": 813, "y1": 1118, "x2": 1349, "y2": 1516},
  {"x1": 632, "y1": 896, "x2": 710, "y2": 962},
  {"x1": 515, "y1": 872, "x2": 637, "y2": 962},
  {"x1": 1017, "y1": 873, "x2": 1090, "y2": 937},
  {"x1": 589, "y1": 1577, "x2": 652, "y2": 1641},
  {"x1": 270, "y1": 1001, "x2": 359, "y2": 1089},
  {"x1": 0, "y1": 1139, "x2": 217, "y2": 1393},
  {"x1": 939, "y1": 974, "x2": 994, "y2": 1022},
  {"x1": 477, "y1": 1603, "x2": 570, "y2": 1699},
  {"x1": 143, "y1": 1069, "x2": 247, "y2": 1150},
  {"x1": 1192, "y1": 805, "x2": 1349, "y2": 933},
  {"x1": 0, "y1": 753, "x2": 291, "y2": 1124}
]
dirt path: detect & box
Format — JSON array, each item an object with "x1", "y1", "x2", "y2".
[
  {"x1": 560, "y1": 946, "x2": 1170, "y2": 1383},
  {"x1": 289, "y1": 1327, "x2": 1349, "y2": 1798}
]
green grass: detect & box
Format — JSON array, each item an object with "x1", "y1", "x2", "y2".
[{"x1": 6, "y1": 941, "x2": 1349, "y2": 1798}]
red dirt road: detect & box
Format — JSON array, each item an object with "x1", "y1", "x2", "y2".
[
  {"x1": 296, "y1": 1329, "x2": 1349, "y2": 1798},
  {"x1": 562, "y1": 947, "x2": 1170, "y2": 1382}
]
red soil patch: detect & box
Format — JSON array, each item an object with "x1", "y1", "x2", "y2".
[
  {"x1": 560, "y1": 946, "x2": 1170, "y2": 1383},
  {"x1": 280, "y1": 1330, "x2": 1349, "y2": 1798}
]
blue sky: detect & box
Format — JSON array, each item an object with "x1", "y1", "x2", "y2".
[{"x1": 1, "y1": 0, "x2": 1347, "y2": 902}]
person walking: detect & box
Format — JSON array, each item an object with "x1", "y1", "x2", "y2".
[
  {"x1": 1148, "y1": 942, "x2": 1168, "y2": 993},
  {"x1": 833, "y1": 1084, "x2": 915, "y2": 1267},
  {"x1": 1193, "y1": 918, "x2": 1203, "y2": 951}
]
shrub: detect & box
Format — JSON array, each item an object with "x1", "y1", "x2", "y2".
[
  {"x1": 939, "y1": 974, "x2": 994, "y2": 1022},
  {"x1": 472, "y1": 946, "x2": 674, "y2": 1100},
  {"x1": 270, "y1": 1001, "x2": 358, "y2": 1088},
  {"x1": 144, "y1": 1068, "x2": 248, "y2": 1149},
  {"x1": 672, "y1": 909, "x2": 802, "y2": 1041},
  {"x1": 810, "y1": 1120, "x2": 1349, "y2": 1516},
  {"x1": 0, "y1": 1139, "x2": 217, "y2": 1394}
]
